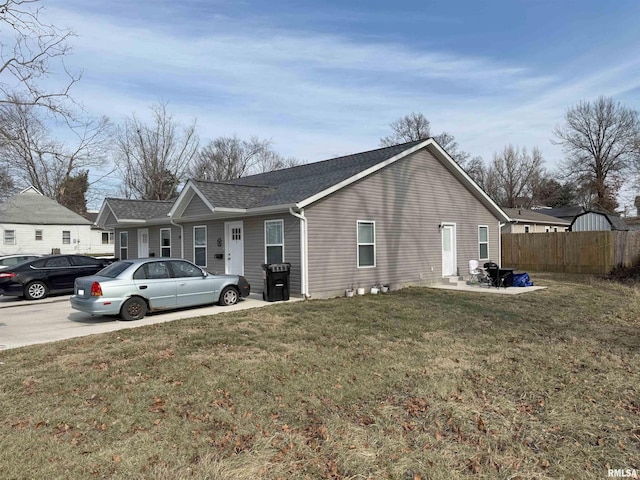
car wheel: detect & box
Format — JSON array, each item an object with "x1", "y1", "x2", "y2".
[
  {"x1": 120, "y1": 297, "x2": 148, "y2": 321},
  {"x1": 219, "y1": 286, "x2": 239, "y2": 306},
  {"x1": 24, "y1": 281, "x2": 49, "y2": 300}
]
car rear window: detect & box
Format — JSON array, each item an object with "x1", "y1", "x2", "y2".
[{"x1": 97, "y1": 261, "x2": 133, "y2": 278}]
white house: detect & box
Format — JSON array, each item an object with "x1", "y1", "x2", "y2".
[{"x1": 0, "y1": 187, "x2": 114, "y2": 256}]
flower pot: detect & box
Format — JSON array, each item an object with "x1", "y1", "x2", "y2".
[
  {"x1": 356, "y1": 287, "x2": 365, "y2": 295},
  {"x1": 345, "y1": 289, "x2": 355, "y2": 298},
  {"x1": 381, "y1": 286, "x2": 389, "y2": 293},
  {"x1": 370, "y1": 287, "x2": 379, "y2": 295}
]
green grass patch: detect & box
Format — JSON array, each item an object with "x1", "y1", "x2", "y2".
[{"x1": 1, "y1": 273, "x2": 639, "y2": 479}]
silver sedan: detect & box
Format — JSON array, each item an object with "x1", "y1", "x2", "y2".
[{"x1": 70, "y1": 258, "x2": 250, "y2": 321}]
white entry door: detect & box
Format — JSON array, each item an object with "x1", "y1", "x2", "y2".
[
  {"x1": 137, "y1": 228, "x2": 149, "y2": 258},
  {"x1": 225, "y1": 221, "x2": 244, "y2": 275},
  {"x1": 441, "y1": 223, "x2": 457, "y2": 276}
]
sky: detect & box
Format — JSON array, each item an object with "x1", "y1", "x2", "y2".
[{"x1": 36, "y1": 0, "x2": 640, "y2": 206}]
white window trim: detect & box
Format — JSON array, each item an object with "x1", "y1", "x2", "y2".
[
  {"x1": 160, "y1": 228, "x2": 172, "y2": 257},
  {"x1": 62, "y1": 230, "x2": 71, "y2": 244},
  {"x1": 545, "y1": 226, "x2": 550, "y2": 233},
  {"x1": 524, "y1": 225, "x2": 530, "y2": 233},
  {"x1": 478, "y1": 225, "x2": 489, "y2": 261},
  {"x1": 264, "y1": 219, "x2": 285, "y2": 263},
  {"x1": 35, "y1": 229, "x2": 43, "y2": 241},
  {"x1": 119, "y1": 231, "x2": 128, "y2": 260},
  {"x1": 357, "y1": 220, "x2": 376, "y2": 268},
  {"x1": 3, "y1": 229, "x2": 16, "y2": 245},
  {"x1": 193, "y1": 225, "x2": 207, "y2": 267}
]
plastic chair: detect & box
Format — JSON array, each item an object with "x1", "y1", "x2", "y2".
[{"x1": 469, "y1": 260, "x2": 489, "y2": 285}]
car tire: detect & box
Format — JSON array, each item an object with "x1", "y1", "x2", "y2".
[
  {"x1": 24, "y1": 281, "x2": 49, "y2": 300},
  {"x1": 219, "y1": 286, "x2": 239, "y2": 306},
  {"x1": 120, "y1": 297, "x2": 148, "y2": 321}
]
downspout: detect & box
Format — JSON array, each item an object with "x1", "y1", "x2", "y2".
[
  {"x1": 289, "y1": 207, "x2": 309, "y2": 298},
  {"x1": 498, "y1": 221, "x2": 505, "y2": 267},
  {"x1": 170, "y1": 217, "x2": 184, "y2": 258}
]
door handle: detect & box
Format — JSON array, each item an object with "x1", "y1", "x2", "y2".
[{"x1": 139, "y1": 285, "x2": 147, "y2": 290}]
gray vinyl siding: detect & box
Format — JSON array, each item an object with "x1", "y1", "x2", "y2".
[
  {"x1": 104, "y1": 210, "x2": 118, "y2": 227},
  {"x1": 114, "y1": 228, "x2": 137, "y2": 260},
  {"x1": 145, "y1": 226, "x2": 180, "y2": 258},
  {"x1": 182, "y1": 194, "x2": 211, "y2": 217},
  {"x1": 181, "y1": 221, "x2": 226, "y2": 272},
  {"x1": 305, "y1": 149, "x2": 501, "y2": 297}
]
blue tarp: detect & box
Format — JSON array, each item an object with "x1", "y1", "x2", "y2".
[{"x1": 512, "y1": 272, "x2": 534, "y2": 287}]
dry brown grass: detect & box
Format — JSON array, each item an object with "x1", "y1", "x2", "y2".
[{"x1": 1, "y1": 272, "x2": 639, "y2": 479}]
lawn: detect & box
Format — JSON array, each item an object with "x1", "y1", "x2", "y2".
[{"x1": 1, "y1": 273, "x2": 638, "y2": 479}]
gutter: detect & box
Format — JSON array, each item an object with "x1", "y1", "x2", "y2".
[
  {"x1": 170, "y1": 217, "x2": 184, "y2": 258},
  {"x1": 289, "y1": 207, "x2": 309, "y2": 299}
]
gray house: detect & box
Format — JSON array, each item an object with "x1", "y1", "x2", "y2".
[{"x1": 96, "y1": 139, "x2": 510, "y2": 298}]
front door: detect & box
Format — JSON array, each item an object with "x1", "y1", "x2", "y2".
[
  {"x1": 225, "y1": 221, "x2": 244, "y2": 275},
  {"x1": 441, "y1": 223, "x2": 457, "y2": 276},
  {"x1": 137, "y1": 228, "x2": 149, "y2": 258}
]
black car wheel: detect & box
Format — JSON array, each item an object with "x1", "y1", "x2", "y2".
[
  {"x1": 24, "y1": 281, "x2": 49, "y2": 300},
  {"x1": 218, "y1": 287, "x2": 239, "y2": 306},
  {"x1": 120, "y1": 297, "x2": 148, "y2": 321}
]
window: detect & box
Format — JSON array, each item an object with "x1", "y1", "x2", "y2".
[
  {"x1": 45, "y1": 256, "x2": 70, "y2": 267},
  {"x1": 102, "y1": 232, "x2": 114, "y2": 245},
  {"x1": 545, "y1": 226, "x2": 550, "y2": 233},
  {"x1": 71, "y1": 256, "x2": 101, "y2": 266},
  {"x1": 160, "y1": 228, "x2": 171, "y2": 257},
  {"x1": 134, "y1": 261, "x2": 171, "y2": 280},
  {"x1": 3, "y1": 230, "x2": 16, "y2": 245},
  {"x1": 170, "y1": 260, "x2": 203, "y2": 278},
  {"x1": 357, "y1": 221, "x2": 376, "y2": 268},
  {"x1": 553, "y1": 227, "x2": 558, "y2": 233},
  {"x1": 119, "y1": 231, "x2": 128, "y2": 260},
  {"x1": 524, "y1": 225, "x2": 530, "y2": 233},
  {"x1": 62, "y1": 231, "x2": 71, "y2": 244},
  {"x1": 194, "y1": 226, "x2": 207, "y2": 267},
  {"x1": 265, "y1": 220, "x2": 284, "y2": 263},
  {"x1": 35, "y1": 230, "x2": 43, "y2": 241},
  {"x1": 478, "y1": 226, "x2": 489, "y2": 260}
]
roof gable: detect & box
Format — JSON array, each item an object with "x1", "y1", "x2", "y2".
[
  {"x1": 503, "y1": 208, "x2": 571, "y2": 225},
  {"x1": 96, "y1": 198, "x2": 174, "y2": 227},
  {"x1": 0, "y1": 188, "x2": 91, "y2": 225}
]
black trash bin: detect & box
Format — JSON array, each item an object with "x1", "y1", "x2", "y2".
[{"x1": 261, "y1": 262, "x2": 291, "y2": 302}]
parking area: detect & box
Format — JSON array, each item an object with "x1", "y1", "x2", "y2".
[{"x1": 0, "y1": 293, "x2": 298, "y2": 350}]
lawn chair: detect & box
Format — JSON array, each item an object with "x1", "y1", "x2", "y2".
[{"x1": 469, "y1": 260, "x2": 489, "y2": 286}]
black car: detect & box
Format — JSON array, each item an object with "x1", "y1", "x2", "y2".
[{"x1": 0, "y1": 255, "x2": 111, "y2": 300}]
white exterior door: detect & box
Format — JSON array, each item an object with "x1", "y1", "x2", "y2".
[
  {"x1": 225, "y1": 221, "x2": 244, "y2": 275},
  {"x1": 137, "y1": 228, "x2": 149, "y2": 258},
  {"x1": 441, "y1": 223, "x2": 457, "y2": 276}
]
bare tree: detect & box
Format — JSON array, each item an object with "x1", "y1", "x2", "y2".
[
  {"x1": 483, "y1": 145, "x2": 545, "y2": 208},
  {"x1": 553, "y1": 96, "x2": 640, "y2": 212},
  {"x1": 0, "y1": 0, "x2": 78, "y2": 115},
  {"x1": 0, "y1": 100, "x2": 111, "y2": 204},
  {"x1": 380, "y1": 112, "x2": 473, "y2": 166},
  {"x1": 188, "y1": 135, "x2": 299, "y2": 181},
  {"x1": 380, "y1": 112, "x2": 431, "y2": 147},
  {"x1": 116, "y1": 102, "x2": 199, "y2": 200},
  {"x1": 0, "y1": 164, "x2": 17, "y2": 201}
]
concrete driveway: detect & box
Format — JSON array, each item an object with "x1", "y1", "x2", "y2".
[{"x1": 0, "y1": 293, "x2": 297, "y2": 350}]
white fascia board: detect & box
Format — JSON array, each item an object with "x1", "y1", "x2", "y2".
[
  {"x1": 168, "y1": 181, "x2": 216, "y2": 218},
  {"x1": 95, "y1": 201, "x2": 117, "y2": 227},
  {"x1": 246, "y1": 204, "x2": 296, "y2": 215},
  {"x1": 296, "y1": 140, "x2": 432, "y2": 209},
  {"x1": 213, "y1": 207, "x2": 247, "y2": 214},
  {"x1": 116, "y1": 219, "x2": 148, "y2": 224}
]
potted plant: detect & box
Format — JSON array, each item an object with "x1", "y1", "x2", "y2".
[
  {"x1": 381, "y1": 284, "x2": 389, "y2": 293},
  {"x1": 356, "y1": 287, "x2": 366, "y2": 295},
  {"x1": 345, "y1": 285, "x2": 355, "y2": 298},
  {"x1": 370, "y1": 285, "x2": 379, "y2": 295}
]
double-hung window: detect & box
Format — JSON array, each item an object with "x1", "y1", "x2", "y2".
[
  {"x1": 119, "y1": 231, "x2": 128, "y2": 260},
  {"x1": 478, "y1": 226, "x2": 489, "y2": 260},
  {"x1": 35, "y1": 230, "x2": 43, "y2": 241},
  {"x1": 357, "y1": 221, "x2": 376, "y2": 268},
  {"x1": 265, "y1": 220, "x2": 284, "y2": 263},
  {"x1": 160, "y1": 228, "x2": 171, "y2": 257},
  {"x1": 62, "y1": 230, "x2": 71, "y2": 244},
  {"x1": 194, "y1": 226, "x2": 207, "y2": 267},
  {"x1": 3, "y1": 230, "x2": 16, "y2": 245}
]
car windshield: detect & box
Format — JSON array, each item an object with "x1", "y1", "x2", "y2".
[{"x1": 97, "y1": 261, "x2": 133, "y2": 278}]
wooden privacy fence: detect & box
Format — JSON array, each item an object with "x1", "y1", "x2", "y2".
[{"x1": 501, "y1": 231, "x2": 640, "y2": 274}]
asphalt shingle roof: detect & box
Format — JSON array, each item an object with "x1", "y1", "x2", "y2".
[
  {"x1": 190, "y1": 181, "x2": 274, "y2": 209},
  {"x1": 0, "y1": 190, "x2": 91, "y2": 225},
  {"x1": 105, "y1": 198, "x2": 173, "y2": 221},
  {"x1": 503, "y1": 208, "x2": 571, "y2": 225},
  {"x1": 220, "y1": 140, "x2": 426, "y2": 208}
]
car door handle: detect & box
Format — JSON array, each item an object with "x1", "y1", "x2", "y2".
[{"x1": 139, "y1": 285, "x2": 147, "y2": 290}]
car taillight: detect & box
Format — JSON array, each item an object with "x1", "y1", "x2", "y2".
[
  {"x1": 90, "y1": 281, "x2": 103, "y2": 296},
  {"x1": 0, "y1": 272, "x2": 16, "y2": 278}
]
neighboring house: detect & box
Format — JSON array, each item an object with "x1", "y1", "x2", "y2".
[
  {"x1": 533, "y1": 206, "x2": 586, "y2": 224},
  {"x1": 96, "y1": 139, "x2": 510, "y2": 298},
  {"x1": 0, "y1": 187, "x2": 114, "y2": 256},
  {"x1": 83, "y1": 212, "x2": 115, "y2": 253},
  {"x1": 501, "y1": 208, "x2": 571, "y2": 233},
  {"x1": 570, "y1": 210, "x2": 629, "y2": 232}
]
